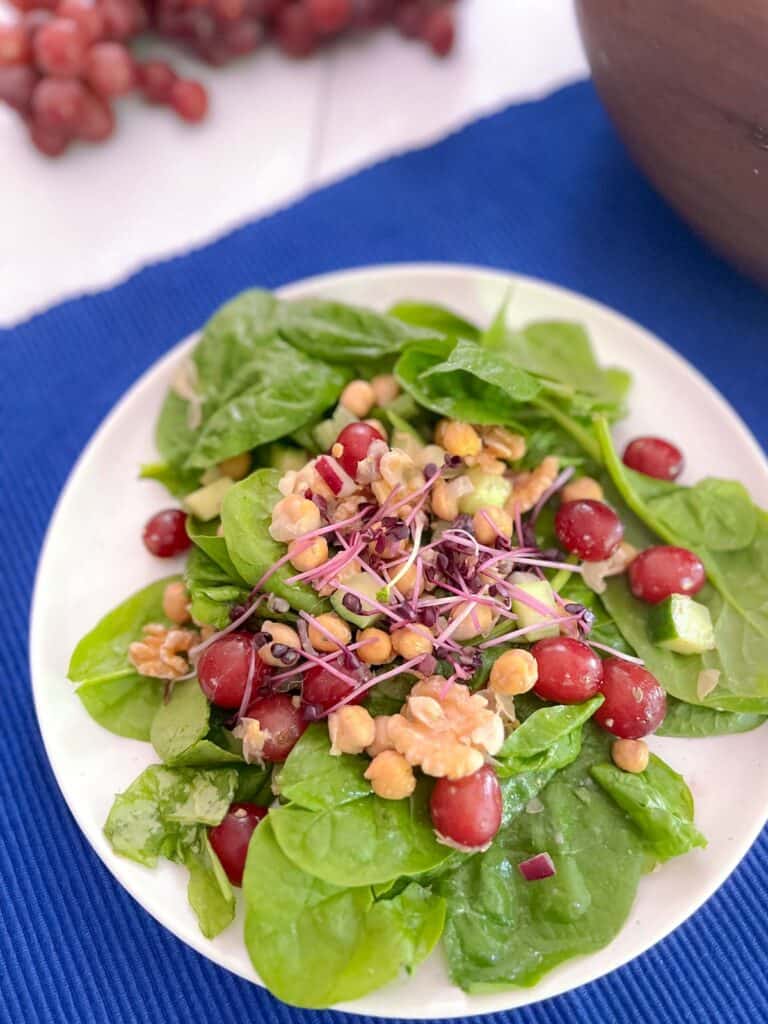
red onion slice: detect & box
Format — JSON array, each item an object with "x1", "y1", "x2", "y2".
[{"x1": 518, "y1": 852, "x2": 556, "y2": 881}]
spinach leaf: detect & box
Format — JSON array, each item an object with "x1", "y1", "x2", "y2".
[
  {"x1": 495, "y1": 697, "x2": 603, "y2": 777},
  {"x1": 185, "y1": 836, "x2": 237, "y2": 939},
  {"x1": 596, "y1": 419, "x2": 768, "y2": 713},
  {"x1": 420, "y1": 338, "x2": 543, "y2": 402},
  {"x1": 156, "y1": 391, "x2": 199, "y2": 469},
  {"x1": 139, "y1": 461, "x2": 202, "y2": 498},
  {"x1": 273, "y1": 724, "x2": 371, "y2": 810},
  {"x1": 270, "y1": 777, "x2": 450, "y2": 887},
  {"x1": 395, "y1": 339, "x2": 527, "y2": 427},
  {"x1": 104, "y1": 764, "x2": 237, "y2": 866},
  {"x1": 186, "y1": 516, "x2": 246, "y2": 580},
  {"x1": 440, "y1": 723, "x2": 647, "y2": 992},
  {"x1": 657, "y1": 697, "x2": 766, "y2": 737},
  {"x1": 149, "y1": 678, "x2": 243, "y2": 767},
  {"x1": 592, "y1": 754, "x2": 706, "y2": 861},
  {"x1": 221, "y1": 468, "x2": 326, "y2": 613},
  {"x1": 233, "y1": 763, "x2": 274, "y2": 804},
  {"x1": 364, "y1": 674, "x2": 414, "y2": 717},
  {"x1": 105, "y1": 764, "x2": 238, "y2": 937},
  {"x1": 242, "y1": 818, "x2": 444, "y2": 1009},
  {"x1": 187, "y1": 339, "x2": 346, "y2": 469},
  {"x1": 184, "y1": 544, "x2": 250, "y2": 629},
  {"x1": 276, "y1": 298, "x2": 441, "y2": 365},
  {"x1": 388, "y1": 300, "x2": 481, "y2": 341},
  {"x1": 68, "y1": 578, "x2": 177, "y2": 740}
]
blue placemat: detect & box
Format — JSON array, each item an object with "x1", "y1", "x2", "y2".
[{"x1": 3, "y1": 80, "x2": 768, "y2": 1024}]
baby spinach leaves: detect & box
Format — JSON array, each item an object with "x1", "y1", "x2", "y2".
[
  {"x1": 592, "y1": 754, "x2": 706, "y2": 862},
  {"x1": 656, "y1": 697, "x2": 766, "y2": 737},
  {"x1": 271, "y1": 726, "x2": 449, "y2": 887},
  {"x1": 242, "y1": 818, "x2": 445, "y2": 1008},
  {"x1": 495, "y1": 696, "x2": 603, "y2": 778},
  {"x1": 150, "y1": 678, "x2": 244, "y2": 767},
  {"x1": 440, "y1": 724, "x2": 646, "y2": 991},
  {"x1": 68, "y1": 578, "x2": 177, "y2": 740},
  {"x1": 104, "y1": 764, "x2": 238, "y2": 937},
  {"x1": 221, "y1": 468, "x2": 326, "y2": 613},
  {"x1": 184, "y1": 545, "x2": 249, "y2": 629},
  {"x1": 596, "y1": 419, "x2": 768, "y2": 713},
  {"x1": 389, "y1": 300, "x2": 481, "y2": 341}
]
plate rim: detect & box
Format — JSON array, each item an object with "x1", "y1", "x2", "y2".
[{"x1": 28, "y1": 261, "x2": 768, "y2": 1018}]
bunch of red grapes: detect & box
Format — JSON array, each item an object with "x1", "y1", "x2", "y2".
[{"x1": 0, "y1": 0, "x2": 457, "y2": 157}]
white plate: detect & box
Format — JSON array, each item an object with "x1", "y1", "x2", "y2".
[{"x1": 30, "y1": 264, "x2": 768, "y2": 1018}]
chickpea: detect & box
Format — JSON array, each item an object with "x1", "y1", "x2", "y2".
[
  {"x1": 431, "y1": 478, "x2": 459, "y2": 521},
  {"x1": 366, "y1": 715, "x2": 394, "y2": 757},
  {"x1": 490, "y1": 649, "x2": 538, "y2": 696},
  {"x1": 371, "y1": 374, "x2": 400, "y2": 406},
  {"x1": 441, "y1": 421, "x2": 482, "y2": 458},
  {"x1": 308, "y1": 613, "x2": 352, "y2": 653},
  {"x1": 562, "y1": 476, "x2": 604, "y2": 504},
  {"x1": 328, "y1": 705, "x2": 376, "y2": 756},
  {"x1": 391, "y1": 625, "x2": 434, "y2": 660},
  {"x1": 340, "y1": 379, "x2": 376, "y2": 418},
  {"x1": 218, "y1": 451, "x2": 252, "y2": 481},
  {"x1": 450, "y1": 600, "x2": 495, "y2": 641},
  {"x1": 288, "y1": 535, "x2": 329, "y2": 573},
  {"x1": 357, "y1": 627, "x2": 394, "y2": 665},
  {"x1": 258, "y1": 621, "x2": 302, "y2": 667},
  {"x1": 269, "y1": 494, "x2": 321, "y2": 542},
  {"x1": 393, "y1": 561, "x2": 424, "y2": 598},
  {"x1": 364, "y1": 750, "x2": 416, "y2": 800},
  {"x1": 162, "y1": 581, "x2": 190, "y2": 624},
  {"x1": 472, "y1": 506, "x2": 513, "y2": 546},
  {"x1": 611, "y1": 739, "x2": 650, "y2": 774}
]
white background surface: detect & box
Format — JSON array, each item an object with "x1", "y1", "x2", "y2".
[
  {"x1": 0, "y1": 1, "x2": 588, "y2": 326},
  {"x1": 30, "y1": 264, "x2": 768, "y2": 1018}
]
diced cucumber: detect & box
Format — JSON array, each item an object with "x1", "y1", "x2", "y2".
[
  {"x1": 509, "y1": 571, "x2": 560, "y2": 640},
  {"x1": 330, "y1": 572, "x2": 382, "y2": 629},
  {"x1": 313, "y1": 405, "x2": 358, "y2": 452},
  {"x1": 458, "y1": 467, "x2": 512, "y2": 515},
  {"x1": 262, "y1": 443, "x2": 307, "y2": 474},
  {"x1": 183, "y1": 477, "x2": 233, "y2": 521},
  {"x1": 648, "y1": 594, "x2": 716, "y2": 655}
]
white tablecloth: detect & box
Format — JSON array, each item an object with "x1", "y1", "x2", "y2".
[{"x1": 0, "y1": 0, "x2": 587, "y2": 325}]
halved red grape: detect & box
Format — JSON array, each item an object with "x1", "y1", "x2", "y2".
[
  {"x1": 275, "y1": 4, "x2": 316, "y2": 56},
  {"x1": 84, "y1": 41, "x2": 135, "y2": 97},
  {"x1": 302, "y1": 661, "x2": 363, "y2": 713},
  {"x1": 628, "y1": 546, "x2": 706, "y2": 605},
  {"x1": 555, "y1": 499, "x2": 624, "y2": 562},
  {"x1": 594, "y1": 658, "x2": 666, "y2": 738},
  {"x1": 170, "y1": 78, "x2": 208, "y2": 122},
  {"x1": 209, "y1": 802, "x2": 267, "y2": 886},
  {"x1": 32, "y1": 75, "x2": 85, "y2": 128},
  {"x1": 623, "y1": 436, "x2": 683, "y2": 481},
  {"x1": 33, "y1": 17, "x2": 86, "y2": 76},
  {"x1": 142, "y1": 508, "x2": 191, "y2": 557},
  {"x1": 531, "y1": 636, "x2": 603, "y2": 703},
  {"x1": 198, "y1": 632, "x2": 262, "y2": 709},
  {"x1": 244, "y1": 693, "x2": 306, "y2": 761},
  {"x1": 430, "y1": 765, "x2": 502, "y2": 850},
  {"x1": 335, "y1": 421, "x2": 385, "y2": 478}
]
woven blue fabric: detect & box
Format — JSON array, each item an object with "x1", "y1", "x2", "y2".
[{"x1": 2, "y1": 80, "x2": 767, "y2": 1024}]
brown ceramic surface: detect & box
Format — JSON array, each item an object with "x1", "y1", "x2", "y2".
[{"x1": 576, "y1": 0, "x2": 768, "y2": 287}]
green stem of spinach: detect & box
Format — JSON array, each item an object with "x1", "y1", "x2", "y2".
[
  {"x1": 533, "y1": 396, "x2": 601, "y2": 462},
  {"x1": 550, "y1": 555, "x2": 579, "y2": 593},
  {"x1": 77, "y1": 667, "x2": 138, "y2": 686}
]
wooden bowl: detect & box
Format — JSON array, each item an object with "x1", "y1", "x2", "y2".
[{"x1": 576, "y1": 0, "x2": 768, "y2": 287}]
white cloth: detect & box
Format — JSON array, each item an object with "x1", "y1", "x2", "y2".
[{"x1": 0, "y1": 0, "x2": 587, "y2": 325}]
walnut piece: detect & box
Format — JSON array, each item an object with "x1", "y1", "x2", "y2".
[
  {"x1": 128, "y1": 623, "x2": 199, "y2": 680},
  {"x1": 506, "y1": 455, "x2": 559, "y2": 515},
  {"x1": 387, "y1": 676, "x2": 504, "y2": 780}
]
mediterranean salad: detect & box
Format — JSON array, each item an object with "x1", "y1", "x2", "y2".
[{"x1": 68, "y1": 288, "x2": 768, "y2": 1008}]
